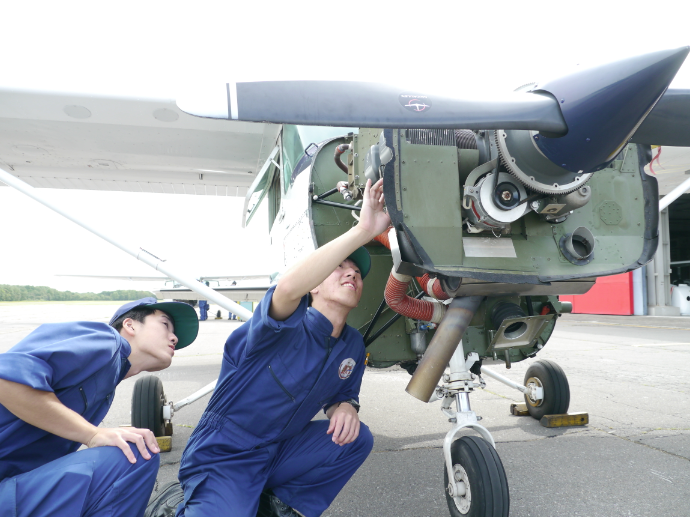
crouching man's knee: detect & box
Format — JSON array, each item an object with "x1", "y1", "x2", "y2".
[
  {"x1": 92, "y1": 443, "x2": 160, "y2": 482},
  {"x1": 353, "y1": 422, "x2": 374, "y2": 459}
]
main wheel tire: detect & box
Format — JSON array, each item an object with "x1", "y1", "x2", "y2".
[
  {"x1": 443, "y1": 436, "x2": 509, "y2": 517},
  {"x1": 131, "y1": 375, "x2": 166, "y2": 437},
  {"x1": 523, "y1": 359, "x2": 570, "y2": 420}
]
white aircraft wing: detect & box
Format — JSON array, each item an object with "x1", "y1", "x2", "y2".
[
  {"x1": 0, "y1": 87, "x2": 280, "y2": 196},
  {"x1": 154, "y1": 286, "x2": 268, "y2": 303},
  {"x1": 56, "y1": 274, "x2": 169, "y2": 281},
  {"x1": 58, "y1": 274, "x2": 270, "y2": 282},
  {"x1": 198, "y1": 275, "x2": 271, "y2": 282}
]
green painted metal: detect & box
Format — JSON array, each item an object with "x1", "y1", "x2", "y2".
[
  {"x1": 398, "y1": 137, "x2": 464, "y2": 266},
  {"x1": 304, "y1": 130, "x2": 572, "y2": 368},
  {"x1": 389, "y1": 137, "x2": 649, "y2": 279},
  {"x1": 269, "y1": 126, "x2": 652, "y2": 371},
  {"x1": 310, "y1": 136, "x2": 412, "y2": 367}
]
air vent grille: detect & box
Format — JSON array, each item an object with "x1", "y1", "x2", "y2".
[{"x1": 405, "y1": 129, "x2": 456, "y2": 146}]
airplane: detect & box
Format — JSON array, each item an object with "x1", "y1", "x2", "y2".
[
  {"x1": 57, "y1": 274, "x2": 272, "y2": 304},
  {"x1": 2, "y1": 46, "x2": 690, "y2": 517}
]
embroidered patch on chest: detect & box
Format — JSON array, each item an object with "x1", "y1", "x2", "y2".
[{"x1": 338, "y1": 358, "x2": 356, "y2": 380}]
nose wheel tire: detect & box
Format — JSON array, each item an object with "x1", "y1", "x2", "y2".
[
  {"x1": 132, "y1": 375, "x2": 167, "y2": 437},
  {"x1": 443, "y1": 436, "x2": 509, "y2": 517},
  {"x1": 523, "y1": 359, "x2": 570, "y2": 420}
]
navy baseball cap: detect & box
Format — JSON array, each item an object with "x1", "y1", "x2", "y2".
[
  {"x1": 347, "y1": 246, "x2": 371, "y2": 279},
  {"x1": 109, "y1": 297, "x2": 199, "y2": 350}
]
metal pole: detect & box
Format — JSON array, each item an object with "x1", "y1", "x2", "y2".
[
  {"x1": 659, "y1": 175, "x2": 690, "y2": 212},
  {"x1": 0, "y1": 167, "x2": 253, "y2": 321},
  {"x1": 654, "y1": 240, "x2": 666, "y2": 306},
  {"x1": 633, "y1": 267, "x2": 645, "y2": 315},
  {"x1": 646, "y1": 257, "x2": 657, "y2": 307},
  {"x1": 660, "y1": 208, "x2": 672, "y2": 306},
  {"x1": 173, "y1": 380, "x2": 217, "y2": 411},
  {"x1": 480, "y1": 366, "x2": 528, "y2": 393}
]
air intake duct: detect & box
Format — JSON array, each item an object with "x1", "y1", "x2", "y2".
[{"x1": 491, "y1": 302, "x2": 528, "y2": 340}]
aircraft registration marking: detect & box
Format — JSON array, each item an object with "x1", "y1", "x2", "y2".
[{"x1": 463, "y1": 237, "x2": 517, "y2": 258}]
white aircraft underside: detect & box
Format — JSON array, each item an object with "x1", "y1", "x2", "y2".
[
  {"x1": 0, "y1": 88, "x2": 280, "y2": 196},
  {"x1": 153, "y1": 286, "x2": 267, "y2": 302}
]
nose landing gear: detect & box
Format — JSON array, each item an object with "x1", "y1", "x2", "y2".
[
  {"x1": 436, "y1": 345, "x2": 571, "y2": 516},
  {"x1": 437, "y1": 350, "x2": 510, "y2": 517},
  {"x1": 444, "y1": 436, "x2": 509, "y2": 517}
]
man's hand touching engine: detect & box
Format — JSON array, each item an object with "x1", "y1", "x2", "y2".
[{"x1": 356, "y1": 178, "x2": 390, "y2": 242}]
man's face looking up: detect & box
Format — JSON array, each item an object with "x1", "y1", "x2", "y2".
[{"x1": 311, "y1": 259, "x2": 364, "y2": 310}]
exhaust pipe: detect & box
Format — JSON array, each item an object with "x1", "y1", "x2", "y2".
[{"x1": 406, "y1": 296, "x2": 484, "y2": 402}]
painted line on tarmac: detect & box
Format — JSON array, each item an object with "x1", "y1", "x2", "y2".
[
  {"x1": 632, "y1": 342, "x2": 690, "y2": 347},
  {"x1": 570, "y1": 321, "x2": 690, "y2": 331}
]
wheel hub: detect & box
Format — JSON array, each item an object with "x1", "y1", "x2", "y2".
[
  {"x1": 447, "y1": 464, "x2": 471, "y2": 514},
  {"x1": 525, "y1": 376, "x2": 544, "y2": 406}
]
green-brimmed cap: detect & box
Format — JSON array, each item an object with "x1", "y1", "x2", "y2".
[
  {"x1": 347, "y1": 246, "x2": 371, "y2": 279},
  {"x1": 109, "y1": 297, "x2": 199, "y2": 350}
]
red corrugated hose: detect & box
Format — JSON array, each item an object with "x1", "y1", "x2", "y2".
[{"x1": 375, "y1": 228, "x2": 447, "y2": 323}]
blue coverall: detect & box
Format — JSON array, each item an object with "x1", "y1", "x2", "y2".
[
  {"x1": 199, "y1": 300, "x2": 209, "y2": 321},
  {"x1": 177, "y1": 286, "x2": 373, "y2": 517},
  {"x1": 0, "y1": 322, "x2": 160, "y2": 516}
]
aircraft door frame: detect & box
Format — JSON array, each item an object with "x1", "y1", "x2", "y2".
[{"x1": 242, "y1": 145, "x2": 280, "y2": 228}]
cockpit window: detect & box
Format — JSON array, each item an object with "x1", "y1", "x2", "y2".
[
  {"x1": 243, "y1": 146, "x2": 279, "y2": 228},
  {"x1": 290, "y1": 153, "x2": 313, "y2": 185},
  {"x1": 281, "y1": 125, "x2": 358, "y2": 191},
  {"x1": 281, "y1": 125, "x2": 304, "y2": 193}
]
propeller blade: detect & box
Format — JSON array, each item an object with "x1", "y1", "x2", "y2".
[
  {"x1": 631, "y1": 89, "x2": 690, "y2": 146},
  {"x1": 530, "y1": 47, "x2": 689, "y2": 173},
  {"x1": 177, "y1": 81, "x2": 567, "y2": 133}
]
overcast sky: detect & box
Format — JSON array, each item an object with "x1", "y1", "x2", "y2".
[{"x1": 1, "y1": 0, "x2": 689, "y2": 292}]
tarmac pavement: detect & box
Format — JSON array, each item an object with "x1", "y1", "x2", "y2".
[{"x1": 1, "y1": 303, "x2": 689, "y2": 516}]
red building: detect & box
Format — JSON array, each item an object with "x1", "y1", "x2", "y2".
[{"x1": 560, "y1": 272, "x2": 634, "y2": 316}]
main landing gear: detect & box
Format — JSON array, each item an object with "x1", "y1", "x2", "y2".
[
  {"x1": 433, "y1": 346, "x2": 570, "y2": 516},
  {"x1": 131, "y1": 376, "x2": 171, "y2": 437},
  {"x1": 131, "y1": 375, "x2": 218, "y2": 438}
]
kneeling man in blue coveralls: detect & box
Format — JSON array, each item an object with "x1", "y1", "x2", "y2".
[
  {"x1": 152, "y1": 178, "x2": 390, "y2": 517},
  {"x1": 0, "y1": 297, "x2": 199, "y2": 516}
]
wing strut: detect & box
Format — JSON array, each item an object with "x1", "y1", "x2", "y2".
[{"x1": 0, "y1": 167, "x2": 253, "y2": 321}]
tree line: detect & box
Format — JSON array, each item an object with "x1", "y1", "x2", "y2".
[{"x1": 0, "y1": 285, "x2": 155, "y2": 302}]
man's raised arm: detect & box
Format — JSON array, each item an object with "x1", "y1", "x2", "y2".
[{"x1": 269, "y1": 178, "x2": 390, "y2": 321}]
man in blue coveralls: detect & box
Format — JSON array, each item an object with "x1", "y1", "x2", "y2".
[
  {"x1": 147, "y1": 178, "x2": 390, "y2": 517},
  {"x1": 0, "y1": 297, "x2": 199, "y2": 516}
]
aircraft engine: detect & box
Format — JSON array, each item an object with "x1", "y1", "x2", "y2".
[
  {"x1": 463, "y1": 171, "x2": 529, "y2": 233},
  {"x1": 462, "y1": 127, "x2": 597, "y2": 232},
  {"x1": 494, "y1": 128, "x2": 592, "y2": 195}
]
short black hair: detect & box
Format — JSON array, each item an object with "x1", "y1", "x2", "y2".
[{"x1": 110, "y1": 306, "x2": 170, "y2": 332}]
